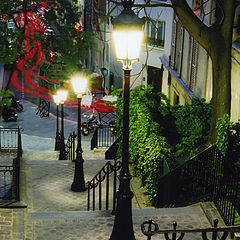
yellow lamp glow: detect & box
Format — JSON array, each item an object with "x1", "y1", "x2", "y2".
[
  {"x1": 53, "y1": 94, "x2": 61, "y2": 105},
  {"x1": 71, "y1": 74, "x2": 88, "y2": 97},
  {"x1": 57, "y1": 89, "x2": 68, "y2": 104},
  {"x1": 113, "y1": 30, "x2": 143, "y2": 61}
]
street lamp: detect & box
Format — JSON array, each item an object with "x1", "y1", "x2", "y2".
[
  {"x1": 57, "y1": 89, "x2": 68, "y2": 160},
  {"x1": 71, "y1": 73, "x2": 88, "y2": 192},
  {"x1": 53, "y1": 94, "x2": 61, "y2": 151},
  {"x1": 110, "y1": 1, "x2": 144, "y2": 239}
]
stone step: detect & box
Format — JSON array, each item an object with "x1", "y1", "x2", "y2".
[
  {"x1": 23, "y1": 205, "x2": 214, "y2": 240},
  {"x1": 22, "y1": 160, "x2": 149, "y2": 213},
  {"x1": 22, "y1": 149, "x2": 107, "y2": 161}
]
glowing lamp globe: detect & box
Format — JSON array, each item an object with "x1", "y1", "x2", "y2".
[
  {"x1": 57, "y1": 89, "x2": 68, "y2": 104},
  {"x1": 53, "y1": 94, "x2": 61, "y2": 105},
  {"x1": 71, "y1": 74, "x2": 88, "y2": 98},
  {"x1": 112, "y1": 0, "x2": 145, "y2": 68}
]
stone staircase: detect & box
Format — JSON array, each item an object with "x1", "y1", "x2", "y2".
[{"x1": 14, "y1": 150, "x2": 227, "y2": 240}]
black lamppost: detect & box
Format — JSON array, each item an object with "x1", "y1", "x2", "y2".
[
  {"x1": 110, "y1": 1, "x2": 145, "y2": 239},
  {"x1": 71, "y1": 74, "x2": 88, "y2": 192},
  {"x1": 53, "y1": 94, "x2": 61, "y2": 150},
  {"x1": 57, "y1": 89, "x2": 68, "y2": 160}
]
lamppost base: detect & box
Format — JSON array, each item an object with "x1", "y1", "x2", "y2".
[
  {"x1": 109, "y1": 175, "x2": 135, "y2": 240},
  {"x1": 55, "y1": 135, "x2": 61, "y2": 151},
  {"x1": 71, "y1": 182, "x2": 86, "y2": 192},
  {"x1": 71, "y1": 157, "x2": 86, "y2": 192}
]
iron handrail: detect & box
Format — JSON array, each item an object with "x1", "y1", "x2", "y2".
[
  {"x1": 141, "y1": 219, "x2": 240, "y2": 240},
  {"x1": 87, "y1": 159, "x2": 121, "y2": 212},
  {"x1": 64, "y1": 132, "x2": 77, "y2": 161},
  {"x1": 155, "y1": 144, "x2": 240, "y2": 227}
]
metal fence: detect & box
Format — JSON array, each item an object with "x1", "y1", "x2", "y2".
[
  {"x1": 156, "y1": 145, "x2": 240, "y2": 227},
  {"x1": 0, "y1": 128, "x2": 18, "y2": 150},
  {"x1": 91, "y1": 126, "x2": 117, "y2": 150},
  {"x1": 0, "y1": 127, "x2": 22, "y2": 205}
]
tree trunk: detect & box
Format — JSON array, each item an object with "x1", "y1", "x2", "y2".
[{"x1": 209, "y1": 46, "x2": 231, "y2": 143}]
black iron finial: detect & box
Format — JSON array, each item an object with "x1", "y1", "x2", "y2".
[
  {"x1": 121, "y1": 0, "x2": 134, "y2": 10},
  {"x1": 164, "y1": 222, "x2": 184, "y2": 240}
]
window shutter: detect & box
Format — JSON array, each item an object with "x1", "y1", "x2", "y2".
[
  {"x1": 170, "y1": 19, "x2": 177, "y2": 69},
  {"x1": 189, "y1": 38, "x2": 199, "y2": 91},
  {"x1": 177, "y1": 26, "x2": 185, "y2": 76}
]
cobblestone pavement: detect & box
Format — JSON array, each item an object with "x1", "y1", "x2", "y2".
[
  {"x1": 23, "y1": 206, "x2": 213, "y2": 240},
  {"x1": 0, "y1": 209, "x2": 13, "y2": 240}
]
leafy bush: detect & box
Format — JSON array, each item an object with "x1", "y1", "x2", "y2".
[
  {"x1": 115, "y1": 85, "x2": 177, "y2": 204},
  {"x1": 216, "y1": 114, "x2": 230, "y2": 156},
  {"x1": 216, "y1": 114, "x2": 240, "y2": 168},
  {"x1": 0, "y1": 90, "x2": 13, "y2": 107},
  {"x1": 173, "y1": 98, "x2": 211, "y2": 160},
  {"x1": 114, "y1": 86, "x2": 212, "y2": 204}
]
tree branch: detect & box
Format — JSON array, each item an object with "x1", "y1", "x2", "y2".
[
  {"x1": 107, "y1": 0, "x2": 172, "y2": 8},
  {"x1": 170, "y1": 0, "x2": 221, "y2": 55}
]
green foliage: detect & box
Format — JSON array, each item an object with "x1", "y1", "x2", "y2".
[
  {"x1": 114, "y1": 86, "x2": 212, "y2": 205},
  {"x1": 229, "y1": 122, "x2": 240, "y2": 168},
  {"x1": 115, "y1": 85, "x2": 177, "y2": 204},
  {"x1": 0, "y1": 90, "x2": 13, "y2": 107},
  {"x1": 173, "y1": 98, "x2": 211, "y2": 159},
  {"x1": 0, "y1": 0, "x2": 94, "y2": 81},
  {"x1": 216, "y1": 114, "x2": 230, "y2": 156}
]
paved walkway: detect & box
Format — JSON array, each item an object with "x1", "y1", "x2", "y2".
[{"x1": 0, "y1": 100, "x2": 227, "y2": 239}]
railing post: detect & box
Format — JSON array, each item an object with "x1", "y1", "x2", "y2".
[
  {"x1": 91, "y1": 128, "x2": 98, "y2": 150},
  {"x1": 93, "y1": 179, "x2": 95, "y2": 211},
  {"x1": 73, "y1": 131, "x2": 76, "y2": 161},
  {"x1": 112, "y1": 159, "x2": 117, "y2": 214},
  {"x1": 106, "y1": 163, "x2": 110, "y2": 210},
  {"x1": 99, "y1": 172, "x2": 102, "y2": 210},
  {"x1": 87, "y1": 184, "x2": 90, "y2": 211}
]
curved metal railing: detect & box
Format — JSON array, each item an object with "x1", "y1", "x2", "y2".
[
  {"x1": 87, "y1": 159, "x2": 121, "y2": 212},
  {"x1": 141, "y1": 219, "x2": 240, "y2": 240},
  {"x1": 64, "y1": 131, "x2": 77, "y2": 161}
]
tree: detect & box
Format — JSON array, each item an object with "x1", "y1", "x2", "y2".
[
  {"x1": 109, "y1": 0, "x2": 236, "y2": 144},
  {"x1": 0, "y1": 0, "x2": 94, "y2": 89},
  {"x1": 170, "y1": 0, "x2": 235, "y2": 143}
]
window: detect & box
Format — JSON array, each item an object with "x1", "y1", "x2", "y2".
[
  {"x1": 173, "y1": 91, "x2": 180, "y2": 105},
  {"x1": 146, "y1": 20, "x2": 165, "y2": 48}
]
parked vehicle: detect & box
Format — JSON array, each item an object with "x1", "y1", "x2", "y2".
[
  {"x1": 9, "y1": 96, "x2": 23, "y2": 112},
  {"x1": 81, "y1": 114, "x2": 101, "y2": 136},
  {"x1": 2, "y1": 105, "x2": 18, "y2": 122},
  {"x1": 109, "y1": 120, "x2": 117, "y2": 136}
]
